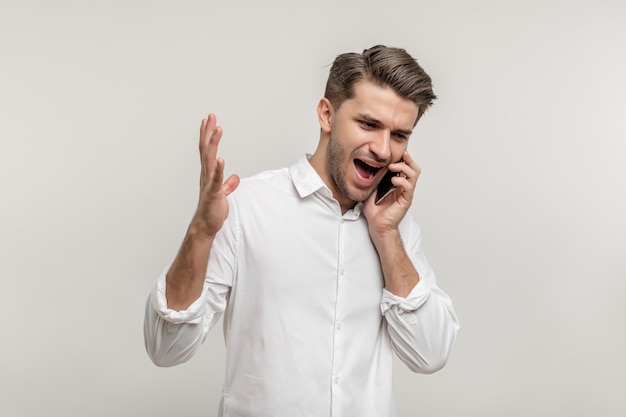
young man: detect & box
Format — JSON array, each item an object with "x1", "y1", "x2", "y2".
[{"x1": 144, "y1": 45, "x2": 459, "y2": 417}]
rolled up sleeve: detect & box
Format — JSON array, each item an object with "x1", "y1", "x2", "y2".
[{"x1": 144, "y1": 260, "x2": 232, "y2": 367}]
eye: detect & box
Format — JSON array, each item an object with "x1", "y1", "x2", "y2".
[
  {"x1": 392, "y1": 132, "x2": 408, "y2": 141},
  {"x1": 359, "y1": 120, "x2": 377, "y2": 129}
]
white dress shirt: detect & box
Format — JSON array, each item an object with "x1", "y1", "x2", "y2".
[{"x1": 144, "y1": 156, "x2": 459, "y2": 417}]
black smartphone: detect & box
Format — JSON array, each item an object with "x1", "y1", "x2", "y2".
[{"x1": 375, "y1": 168, "x2": 398, "y2": 205}]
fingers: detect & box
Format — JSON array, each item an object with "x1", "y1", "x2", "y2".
[
  {"x1": 199, "y1": 114, "x2": 225, "y2": 187},
  {"x1": 200, "y1": 114, "x2": 223, "y2": 173},
  {"x1": 198, "y1": 114, "x2": 240, "y2": 198},
  {"x1": 390, "y1": 151, "x2": 421, "y2": 194},
  {"x1": 211, "y1": 157, "x2": 225, "y2": 191},
  {"x1": 223, "y1": 173, "x2": 241, "y2": 195},
  {"x1": 398, "y1": 150, "x2": 421, "y2": 178}
]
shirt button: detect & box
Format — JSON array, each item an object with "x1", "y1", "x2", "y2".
[
  {"x1": 336, "y1": 323, "x2": 342, "y2": 331},
  {"x1": 334, "y1": 376, "x2": 340, "y2": 384},
  {"x1": 340, "y1": 269, "x2": 344, "y2": 275}
]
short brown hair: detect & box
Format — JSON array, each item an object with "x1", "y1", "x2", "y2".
[{"x1": 324, "y1": 45, "x2": 437, "y2": 122}]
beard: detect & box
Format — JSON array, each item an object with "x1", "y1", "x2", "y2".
[{"x1": 326, "y1": 133, "x2": 375, "y2": 203}]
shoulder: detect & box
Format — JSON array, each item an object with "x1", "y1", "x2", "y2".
[
  {"x1": 228, "y1": 166, "x2": 297, "y2": 207},
  {"x1": 241, "y1": 166, "x2": 291, "y2": 187}
]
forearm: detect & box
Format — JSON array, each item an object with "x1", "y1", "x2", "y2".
[
  {"x1": 371, "y1": 230, "x2": 419, "y2": 297},
  {"x1": 166, "y1": 225, "x2": 214, "y2": 310}
]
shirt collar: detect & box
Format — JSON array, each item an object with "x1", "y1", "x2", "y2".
[
  {"x1": 289, "y1": 155, "x2": 329, "y2": 199},
  {"x1": 289, "y1": 155, "x2": 364, "y2": 217}
]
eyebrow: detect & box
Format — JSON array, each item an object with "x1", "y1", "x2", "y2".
[{"x1": 360, "y1": 114, "x2": 413, "y2": 136}]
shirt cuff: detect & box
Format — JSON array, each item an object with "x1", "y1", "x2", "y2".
[
  {"x1": 381, "y1": 278, "x2": 432, "y2": 315},
  {"x1": 150, "y1": 267, "x2": 207, "y2": 325}
]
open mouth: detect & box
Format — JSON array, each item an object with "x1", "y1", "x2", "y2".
[{"x1": 354, "y1": 159, "x2": 383, "y2": 180}]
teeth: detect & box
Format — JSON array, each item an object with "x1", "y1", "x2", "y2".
[{"x1": 355, "y1": 159, "x2": 380, "y2": 180}]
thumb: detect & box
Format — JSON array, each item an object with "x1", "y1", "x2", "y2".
[{"x1": 223, "y1": 174, "x2": 240, "y2": 196}]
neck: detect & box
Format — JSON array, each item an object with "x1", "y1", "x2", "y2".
[{"x1": 309, "y1": 147, "x2": 356, "y2": 214}]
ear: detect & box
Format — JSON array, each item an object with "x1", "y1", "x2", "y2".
[{"x1": 317, "y1": 98, "x2": 333, "y2": 134}]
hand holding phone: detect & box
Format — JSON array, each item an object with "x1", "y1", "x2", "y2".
[{"x1": 365, "y1": 153, "x2": 419, "y2": 236}]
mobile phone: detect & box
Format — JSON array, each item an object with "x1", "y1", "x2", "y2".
[{"x1": 375, "y1": 168, "x2": 398, "y2": 205}]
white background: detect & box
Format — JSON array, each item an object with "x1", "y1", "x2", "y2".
[{"x1": 1, "y1": 0, "x2": 625, "y2": 416}]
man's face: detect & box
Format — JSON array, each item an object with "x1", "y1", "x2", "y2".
[{"x1": 324, "y1": 80, "x2": 419, "y2": 208}]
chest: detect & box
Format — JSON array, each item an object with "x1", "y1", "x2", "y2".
[{"x1": 233, "y1": 194, "x2": 385, "y2": 319}]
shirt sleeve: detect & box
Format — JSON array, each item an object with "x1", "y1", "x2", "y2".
[
  {"x1": 143, "y1": 199, "x2": 239, "y2": 367},
  {"x1": 143, "y1": 268, "x2": 229, "y2": 367},
  {"x1": 381, "y1": 218, "x2": 460, "y2": 374}
]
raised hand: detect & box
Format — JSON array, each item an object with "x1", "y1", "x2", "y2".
[{"x1": 190, "y1": 113, "x2": 240, "y2": 238}]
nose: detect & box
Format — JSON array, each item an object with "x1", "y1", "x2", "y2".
[{"x1": 370, "y1": 130, "x2": 392, "y2": 162}]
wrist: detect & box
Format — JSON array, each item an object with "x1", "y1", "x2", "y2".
[
  {"x1": 187, "y1": 220, "x2": 218, "y2": 242},
  {"x1": 369, "y1": 227, "x2": 401, "y2": 249}
]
